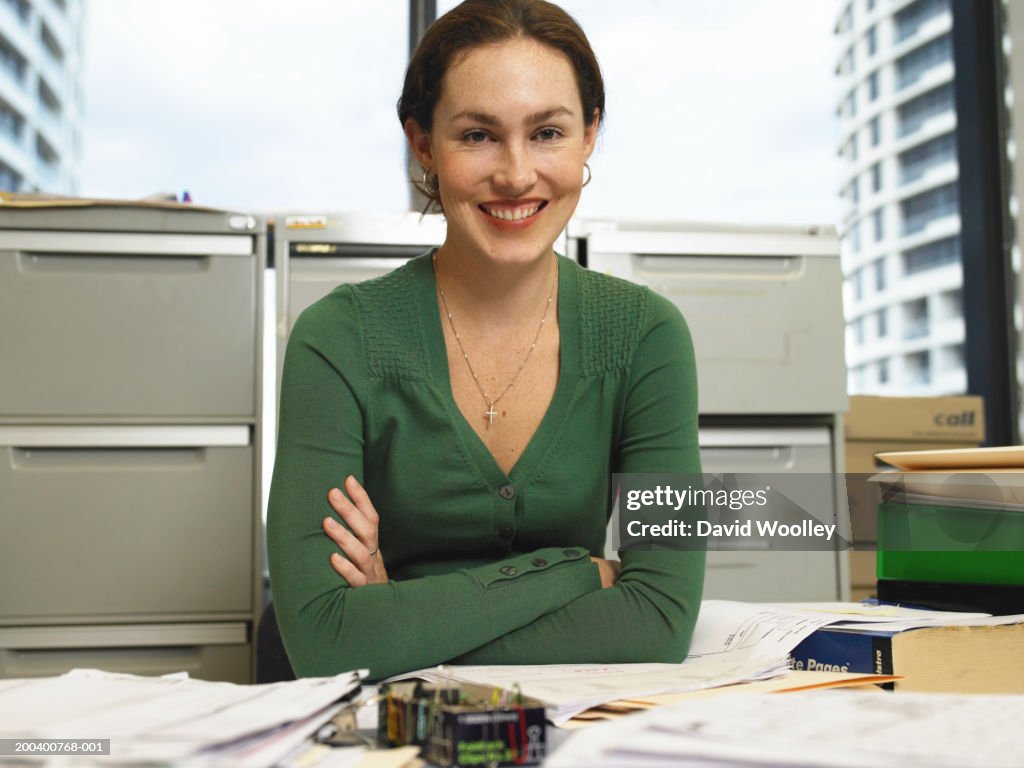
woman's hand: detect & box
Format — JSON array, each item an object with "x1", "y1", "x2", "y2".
[
  {"x1": 590, "y1": 556, "x2": 621, "y2": 589},
  {"x1": 323, "y1": 475, "x2": 389, "y2": 587}
]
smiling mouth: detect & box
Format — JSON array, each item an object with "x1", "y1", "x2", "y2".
[{"x1": 479, "y1": 201, "x2": 548, "y2": 222}]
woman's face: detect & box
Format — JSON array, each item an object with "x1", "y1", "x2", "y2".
[{"x1": 408, "y1": 37, "x2": 598, "y2": 266}]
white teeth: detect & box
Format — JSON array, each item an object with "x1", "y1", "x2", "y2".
[{"x1": 484, "y1": 205, "x2": 541, "y2": 221}]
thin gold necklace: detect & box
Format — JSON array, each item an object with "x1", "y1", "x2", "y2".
[{"x1": 434, "y1": 253, "x2": 558, "y2": 429}]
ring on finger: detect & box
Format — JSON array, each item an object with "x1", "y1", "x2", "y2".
[{"x1": 368, "y1": 545, "x2": 380, "y2": 557}]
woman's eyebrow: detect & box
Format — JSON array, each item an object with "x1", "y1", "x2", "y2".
[
  {"x1": 449, "y1": 106, "x2": 575, "y2": 126},
  {"x1": 524, "y1": 106, "x2": 574, "y2": 124}
]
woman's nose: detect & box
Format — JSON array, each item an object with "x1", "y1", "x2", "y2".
[{"x1": 493, "y1": 141, "x2": 536, "y2": 193}]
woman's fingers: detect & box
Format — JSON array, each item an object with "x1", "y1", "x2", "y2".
[
  {"x1": 322, "y1": 515, "x2": 376, "y2": 572},
  {"x1": 323, "y1": 476, "x2": 387, "y2": 587},
  {"x1": 344, "y1": 475, "x2": 380, "y2": 526},
  {"x1": 330, "y1": 551, "x2": 367, "y2": 586},
  {"x1": 327, "y1": 480, "x2": 377, "y2": 548}
]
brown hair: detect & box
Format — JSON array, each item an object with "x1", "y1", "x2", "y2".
[{"x1": 398, "y1": 0, "x2": 605, "y2": 209}]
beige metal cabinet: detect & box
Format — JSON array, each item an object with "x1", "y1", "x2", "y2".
[
  {"x1": 576, "y1": 219, "x2": 850, "y2": 601},
  {"x1": 0, "y1": 207, "x2": 263, "y2": 684}
]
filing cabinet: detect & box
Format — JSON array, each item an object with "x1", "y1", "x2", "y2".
[
  {"x1": 573, "y1": 218, "x2": 851, "y2": 601},
  {"x1": 0, "y1": 204, "x2": 264, "y2": 683}
]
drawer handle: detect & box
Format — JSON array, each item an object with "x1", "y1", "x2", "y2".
[
  {"x1": 18, "y1": 252, "x2": 211, "y2": 275},
  {"x1": 10, "y1": 447, "x2": 207, "y2": 469}
]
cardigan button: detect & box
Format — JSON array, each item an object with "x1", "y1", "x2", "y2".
[
  {"x1": 498, "y1": 484, "x2": 516, "y2": 500},
  {"x1": 563, "y1": 549, "x2": 581, "y2": 558},
  {"x1": 499, "y1": 526, "x2": 514, "y2": 540},
  {"x1": 532, "y1": 558, "x2": 548, "y2": 568},
  {"x1": 500, "y1": 566, "x2": 518, "y2": 576}
]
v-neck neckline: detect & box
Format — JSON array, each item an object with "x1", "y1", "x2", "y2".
[{"x1": 414, "y1": 250, "x2": 579, "y2": 486}]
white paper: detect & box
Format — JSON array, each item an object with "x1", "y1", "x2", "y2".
[
  {"x1": 547, "y1": 689, "x2": 1024, "y2": 768},
  {"x1": 687, "y1": 600, "x2": 845, "y2": 660},
  {"x1": 0, "y1": 668, "x2": 364, "y2": 764},
  {"x1": 403, "y1": 654, "x2": 789, "y2": 725}
]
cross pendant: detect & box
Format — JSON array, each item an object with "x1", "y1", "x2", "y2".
[{"x1": 485, "y1": 403, "x2": 497, "y2": 428}]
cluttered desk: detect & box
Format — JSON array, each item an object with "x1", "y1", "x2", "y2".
[{"x1": 2, "y1": 599, "x2": 1022, "y2": 767}]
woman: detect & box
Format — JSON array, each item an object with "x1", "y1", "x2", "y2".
[{"x1": 267, "y1": 0, "x2": 704, "y2": 681}]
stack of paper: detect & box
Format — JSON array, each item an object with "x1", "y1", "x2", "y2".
[
  {"x1": 0, "y1": 668, "x2": 364, "y2": 765},
  {"x1": 394, "y1": 600, "x2": 1009, "y2": 725},
  {"x1": 409, "y1": 654, "x2": 788, "y2": 725},
  {"x1": 546, "y1": 689, "x2": 1024, "y2": 767}
]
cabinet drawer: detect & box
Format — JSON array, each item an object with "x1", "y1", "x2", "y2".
[
  {"x1": 704, "y1": 552, "x2": 842, "y2": 601},
  {"x1": 0, "y1": 231, "x2": 257, "y2": 419},
  {"x1": 0, "y1": 623, "x2": 251, "y2": 683},
  {"x1": 0, "y1": 428, "x2": 254, "y2": 621},
  {"x1": 586, "y1": 234, "x2": 846, "y2": 415}
]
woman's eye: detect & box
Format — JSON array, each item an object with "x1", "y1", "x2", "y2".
[
  {"x1": 464, "y1": 130, "x2": 489, "y2": 143},
  {"x1": 536, "y1": 127, "x2": 562, "y2": 141}
]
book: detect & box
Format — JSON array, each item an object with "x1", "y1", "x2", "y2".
[{"x1": 788, "y1": 617, "x2": 1024, "y2": 693}]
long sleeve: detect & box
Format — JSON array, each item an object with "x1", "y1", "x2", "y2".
[
  {"x1": 266, "y1": 285, "x2": 602, "y2": 682},
  {"x1": 450, "y1": 293, "x2": 705, "y2": 664}
]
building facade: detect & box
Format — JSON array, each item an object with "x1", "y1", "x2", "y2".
[
  {"x1": 0, "y1": 0, "x2": 82, "y2": 194},
  {"x1": 836, "y1": 0, "x2": 965, "y2": 395}
]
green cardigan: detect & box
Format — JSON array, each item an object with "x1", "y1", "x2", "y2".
[{"x1": 267, "y1": 252, "x2": 704, "y2": 680}]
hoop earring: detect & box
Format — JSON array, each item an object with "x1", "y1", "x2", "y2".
[
  {"x1": 582, "y1": 163, "x2": 592, "y2": 188},
  {"x1": 420, "y1": 168, "x2": 439, "y2": 196}
]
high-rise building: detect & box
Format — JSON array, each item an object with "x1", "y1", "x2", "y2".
[
  {"x1": 0, "y1": 0, "x2": 82, "y2": 194},
  {"x1": 836, "y1": 0, "x2": 965, "y2": 395}
]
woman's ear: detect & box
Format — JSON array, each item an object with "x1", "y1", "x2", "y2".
[
  {"x1": 583, "y1": 108, "x2": 600, "y2": 162},
  {"x1": 404, "y1": 119, "x2": 435, "y2": 170}
]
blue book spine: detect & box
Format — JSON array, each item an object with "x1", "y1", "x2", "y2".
[{"x1": 788, "y1": 627, "x2": 895, "y2": 683}]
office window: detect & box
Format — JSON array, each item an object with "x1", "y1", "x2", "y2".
[
  {"x1": 875, "y1": 258, "x2": 886, "y2": 291},
  {"x1": 896, "y1": 33, "x2": 953, "y2": 91},
  {"x1": 0, "y1": 97, "x2": 23, "y2": 140},
  {"x1": 903, "y1": 298, "x2": 929, "y2": 340},
  {"x1": 839, "y1": 47, "x2": 855, "y2": 76},
  {"x1": 871, "y1": 162, "x2": 882, "y2": 192},
  {"x1": 38, "y1": 78, "x2": 62, "y2": 117},
  {"x1": 895, "y1": 0, "x2": 951, "y2": 44},
  {"x1": 39, "y1": 23, "x2": 65, "y2": 65},
  {"x1": 905, "y1": 350, "x2": 931, "y2": 385},
  {"x1": 941, "y1": 287, "x2": 963, "y2": 319},
  {"x1": 898, "y1": 83, "x2": 955, "y2": 137},
  {"x1": 878, "y1": 358, "x2": 889, "y2": 384},
  {"x1": 837, "y1": 3, "x2": 854, "y2": 35},
  {"x1": 36, "y1": 133, "x2": 59, "y2": 166},
  {"x1": 851, "y1": 267, "x2": 864, "y2": 301},
  {"x1": 877, "y1": 307, "x2": 888, "y2": 337},
  {"x1": 854, "y1": 316, "x2": 866, "y2": 344},
  {"x1": 850, "y1": 176, "x2": 859, "y2": 204},
  {"x1": 867, "y1": 70, "x2": 879, "y2": 101},
  {"x1": 2, "y1": 0, "x2": 29, "y2": 22},
  {"x1": 899, "y1": 131, "x2": 957, "y2": 184},
  {"x1": 869, "y1": 116, "x2": 881, "y2": 146},
  {"x1": 0, "y1": 32, "x2": 27, "y2": 81},
  {"x1": 873, "y1": 207, "x2": 884, "y2": 241},
  {"x1": 848, "y1": 134, "x2": 859, "y2": 162},
  {"x1": 851, "y1": 364, "x2": 867, "y2": 391},
  {"x1": 849, "y1": 220, "x2": 862, "y2": 251},
  {"x1": 903, "y1": 235, "x2": 960, "y2": 274},
  {"x1": 866, "y1": 26, "x2": 878, "y2": 57},
  {"x1": 901, "y1": 182, "x2": 959, "y2": 234},
  {"x1": 0, "y1": 158, "x2": 21, "y2": 192}
]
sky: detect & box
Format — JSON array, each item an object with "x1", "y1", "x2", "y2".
[{"x1": 80, "y1": 0, "x2": 843, "y2": 227}]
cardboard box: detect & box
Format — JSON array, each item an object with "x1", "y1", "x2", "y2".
[
  {"x1": 845, "y1": 395, "x2": 985, "y2": 473},
  {"x1": 843, "y1": 396, "x2": 985, "y2": 555}
]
